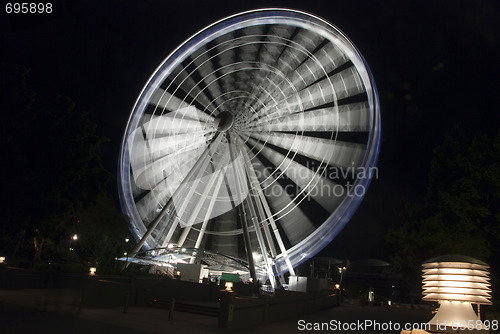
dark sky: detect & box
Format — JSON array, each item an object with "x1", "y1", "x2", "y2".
[{"x1": 2, "y1": 0, "x2": 499, "y2": 261}]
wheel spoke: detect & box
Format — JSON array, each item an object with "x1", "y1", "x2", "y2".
[{"x1": 119, "y1": 9, "x2": 381, "y2": 282}]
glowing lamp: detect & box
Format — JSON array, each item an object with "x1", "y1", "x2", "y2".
[
  {"x1": 0, "y1": 256, "x2": 5, "y2": 264},
  {"x1": 422, "y1": 255, "x2": 491, "y2": 332},
  {"x1": 225, "y1": 282, "x2": 233, "y2": 292},
  {"x1": 89, "y1": 267, "x2": 97, "y2": 276}
]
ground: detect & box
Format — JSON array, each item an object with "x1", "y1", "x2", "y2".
[{"x1": 0, "y1": 288, "x2": 431, "y2": 333}]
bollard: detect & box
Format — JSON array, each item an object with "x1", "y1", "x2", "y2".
[
  {"x1": 123, "y1": 292, "x2": 130, "y2": 313},
  {"x1": 218, "y1": 290, "x2": 234, "y2": 330},
  {"x1": 168, "y1": 298, "x2": 175, "y2": 321},
  {"x1": 78, "y1": 278, "x2": 89, "y2": 312}
]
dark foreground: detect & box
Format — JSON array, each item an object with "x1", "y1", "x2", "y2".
[{"x1": 0, "y1": 288, "x2": 431, "y2": 334}]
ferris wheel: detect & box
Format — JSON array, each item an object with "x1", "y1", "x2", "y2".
[{"x1": 118, "y1": 9, "x2": 380, "y2": 286}]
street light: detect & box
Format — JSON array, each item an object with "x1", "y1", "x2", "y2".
[
  {"x1": 69, "y1": 234, "x2": 78, "y2": 251},
  {"x1": 422, "y1": 255, "x2": 491, "y2": 333},
  {"x1": 338, "y1": 266, "x2": 346, "y2": 288}
]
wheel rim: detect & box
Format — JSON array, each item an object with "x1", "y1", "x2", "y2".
[{"x1": 118, "y1": 9, "x2": 381, "y2": 282}]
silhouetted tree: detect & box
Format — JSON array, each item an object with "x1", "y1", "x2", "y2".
[
  {"x1": 74, "y1": 193, "x2": 130, "y2": 270},
  {"x1": 386, "y1": 129, "x2": 500, "y2": 300},
  {"x1": 0, "y1": 63, "x2": 115, "y2": 263}
]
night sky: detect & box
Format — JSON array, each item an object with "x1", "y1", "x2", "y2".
[{"x1": 2, "y1": 0, "x2": 499, "y2": 262}]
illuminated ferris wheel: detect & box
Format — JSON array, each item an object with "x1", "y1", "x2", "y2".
[{"x1": 118, "y1": 9, "x2": 380, "y2": 287}]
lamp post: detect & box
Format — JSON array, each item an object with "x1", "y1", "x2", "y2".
[
  {"x1": 69, "y1": 234, "x2": 78, "y2": 251},
  {"x1": 338, "y1": 266, "x2": 346, "y2": 287},
  {"x1": 422, "y1": 255, "x2": 491, "y2": 333}
]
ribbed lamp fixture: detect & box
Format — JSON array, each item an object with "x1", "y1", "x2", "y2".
[{"x1": 422, "y1": 255, "x2": 492, "y2": 332}]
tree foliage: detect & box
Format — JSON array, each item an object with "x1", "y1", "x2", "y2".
[
  {"x1": 0, "y1": 63, "x2": 126, "y2": 267},
  {"x1": 386, "y1": 130, "x2": 500, "y2": 295},
  {"x1": 74, "y1": 193, "x2": 130, "y2": 269}
]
